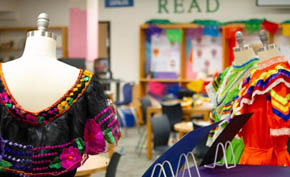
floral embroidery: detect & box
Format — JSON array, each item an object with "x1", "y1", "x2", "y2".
[
  {"x1": 57, "y1": 101, "x2": 69, "y2": 114},
  {"x1": 59, "y1": 146, "x2": 82, "y2": 169},
  {"x1": 0, "y1": 68, "x2": 93, "y2": 126},
  {"x1": 84, "y1": 119, "x2": 106, "y2": 155}
]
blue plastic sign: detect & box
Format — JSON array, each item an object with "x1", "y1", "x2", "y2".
[{"x1": 105, "y1": 0, "x2": 134, "y2": 8}]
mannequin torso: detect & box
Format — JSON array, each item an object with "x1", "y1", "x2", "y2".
[
  {"x1": 233, "y1": 47, "x2": 257, "y2": 66},
  {"x1": 257, "y1": 47, "x2": 281, "y2": 62},
  {"x1": 1, "y1": 35, "x2": 80, "y2": 112}
]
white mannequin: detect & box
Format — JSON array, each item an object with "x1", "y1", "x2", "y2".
[
  {"x1": 257, "y1": 30, "x2": 281, "y2": 62},
  {"x1": 1, "y1": 13, "x2": 80, "y2": 112},
  {"x1": 233, "y1": 32, "x2": 257, "y2": 66},
  {"x1": 258, "y1": 46, "x2": 281, "y2": 62}
]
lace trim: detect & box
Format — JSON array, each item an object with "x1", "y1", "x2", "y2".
[
  {"x1": 205, "y1": 83, "x2": 216, "y2": 105},
  {"x1": 257, "y1": 56, "x2": 287, "y2": 70},
  {"x1": 270, "y1": 128, "x2": 290, "y2": 136}
]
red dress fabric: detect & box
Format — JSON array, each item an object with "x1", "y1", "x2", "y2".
[{"x1": 232, "y1": 56, "x2": 290, "y2": 166}]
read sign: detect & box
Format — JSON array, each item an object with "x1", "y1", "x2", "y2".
[{"x1": 158, "y1": 0, "x2": 220, "y2": 14}]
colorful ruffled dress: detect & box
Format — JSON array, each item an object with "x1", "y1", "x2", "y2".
[
  {"x1": 0, "y1": 64, "x2": 121, "y2": 176},
  {"x1": 206, "y1": 58, "x2": 259, "y2": 164},
  {"x1": 231, "y1": 56, "x2": 290, "y2": 166}
]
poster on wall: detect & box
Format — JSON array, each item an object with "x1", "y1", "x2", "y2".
[
  {"x1": 150, "y1": 33, "x2": 180, "y2": 76},
  {"x1": 191, "y1": 35, "x2": 222, "y2": 79},
  {"x1": 274, "y1": 30, "x2": 290, "y2": 59}
]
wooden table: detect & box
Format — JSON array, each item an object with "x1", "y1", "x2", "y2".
[
  {"x1": 146, "y1": 103, "x2": 212, "y2": 159},
  {"x1": 174, "y1": 121, "x2": 194, "y2": 139},
  {"x1": 76, "y1": 155, "x2": 110, "y2": 177}
]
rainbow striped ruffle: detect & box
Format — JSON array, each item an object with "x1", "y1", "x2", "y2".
[{"x1": 231, "y1": 56, "x2": 290, "y2": 122}]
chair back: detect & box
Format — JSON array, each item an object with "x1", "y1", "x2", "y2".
[
  {"x1": 105, "y1": 152, "x2": 121, "y2": 177},
  {"x1": 115, "y1": 82, "x2": 134, "y2": 105},
  {"x1": 161, "y1": 102, "x2": 184, "y2": 130},
  {"x1": 151, "y1": 115, "x2": 171, "y2": 149},
  {"x1": 140, "y1": 97, "x2": 152, "y2": 124}
]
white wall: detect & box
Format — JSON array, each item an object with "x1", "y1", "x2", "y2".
[
  {"x1": 0, "y1": 0, "x2": 69, "y2": 27},
  {"x1": 1, "y1": 0, "x2": 290, "y2": 83},
  {"x1": 99, "y1": 0, "x2": 290, "y2": 82}
]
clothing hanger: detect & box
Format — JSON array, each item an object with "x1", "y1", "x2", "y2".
[
  {"x1": 257, "y1": 29, "x2": 280, "y2": 62},
  {"x1": 232, "y1": 31, "x2": 257, "y2": 66}
]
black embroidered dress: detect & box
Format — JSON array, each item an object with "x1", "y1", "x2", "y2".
[{"x1": 0, "y1": 65, "x2": 120, "y2": 176}]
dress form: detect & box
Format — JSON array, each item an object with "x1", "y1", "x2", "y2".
[
  {"x1": 1, "y1": 13, "x2": 80, "y2": 112},
  {"x1": 233, "y1": 31, "x2": 257, "y2": 66},
  {"x1": 257, "y1": 29, "x2": 281, "y2": 62}
]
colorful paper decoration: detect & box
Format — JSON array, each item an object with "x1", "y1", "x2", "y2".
[
  {"x1": 146, "y1": 25, "x2": 163, "y2": 39},
  {"x1": 245, "y1": 23, "x2": 261, "y2": 34},
  {"x1": 165, "y1": 29, "x2": 183, "y2": 42},
  {"x1": 262, "y1": 20, "x2": 279, "y2": 34},
  {"x1": 192, "y1": 19, "x2": 222, "y2": 26},
  {"x1": 203, "y1": 26, "x2": 220, "y2": 37},
  {"x1": 224, "y1": 26, "x2": 243, "y2": 65},
  {"x1": 282, "y1": 24, "x2": 290, "y2": 36},
  {"x1": 146, "y1": 19, "x2": 173, "y2": 24},
  {"x1": 224, "y1": 26, "x2": 243, "y2": 39},
  {"x1": 186, "y1": 27, "x2": 203, "y2": 40}
]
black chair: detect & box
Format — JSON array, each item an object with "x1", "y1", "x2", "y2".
[
  {"x1": 140, "y1": 97, "x2": 152, "y2": 124},
  {"x1": 161, "y1": 102, "x2": 184, "y2": 131},
  {"x1": 151, "y1": 115, "x2": 171, "y2": 155},
  {"x1": 135, "y1": 97, "x2": 152, "y2": 155},
  {"x1": 105, "y1": 152, "x2": 121, "y2": 177}
]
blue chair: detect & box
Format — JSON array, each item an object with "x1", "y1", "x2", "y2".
[{"x1": 115, "y1": 82, "x2": 134, "y2": 106}]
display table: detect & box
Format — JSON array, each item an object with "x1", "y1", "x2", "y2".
[
  {"x1": 178, "y1": 165, "x2": 290, "y2": 177},
  {"x1": 174, "y1": 122, "x2": 194, "y2": 139},
  {"x1": 76, "y1": 155, "x2": 109, "y2": 177},
  {"x1": 146, "y1": 103, "x2": 212, "y2": 159}
]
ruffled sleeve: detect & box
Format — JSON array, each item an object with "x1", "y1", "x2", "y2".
[
  {"x1": 84, "y1": 75, "x2": 121, "y2": 155},
  {"x1": 206, "y1": 67, "x2": 231, "y2": 105},
  {"x1": 231, "y1": 56, "x2": 290, "y2": 120}
]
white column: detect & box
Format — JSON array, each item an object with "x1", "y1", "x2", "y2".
[{"x1": 86, "y1": 0, "x2": 98, "y2": 65}]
